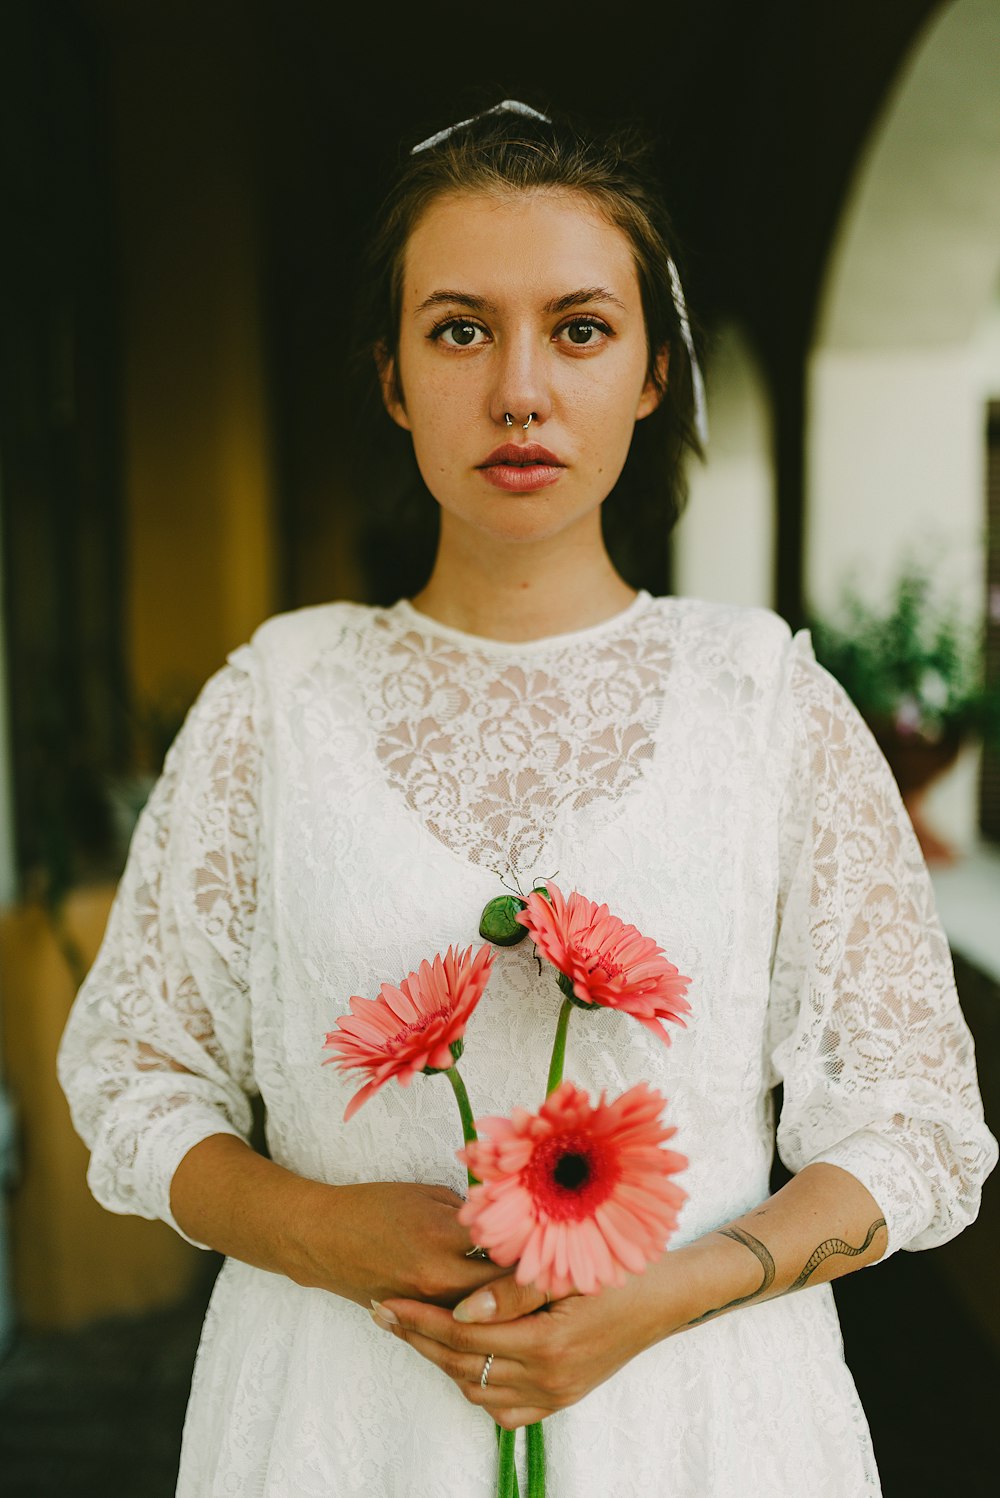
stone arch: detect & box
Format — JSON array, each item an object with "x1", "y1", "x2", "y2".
[
  {"x1": 806, "y1": 0, "x2": 1000, "y2": 616},
  {"x1": 806, "y1": 0, "x2": 1000, "y2": 850}
]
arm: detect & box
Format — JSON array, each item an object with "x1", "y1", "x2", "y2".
[
  {"x1": 372, "y1": 634, "x2": 996, "y2": 1426},
  {"x1": 57, "y1": 662, "x2": 260, "y2": 1237},
  {"x1": 59, "y1": 657, "x2": 500, "y2": 1309},
  {"x1": 371, "y1": 1160, "x2": 886, "y2": 1429}
]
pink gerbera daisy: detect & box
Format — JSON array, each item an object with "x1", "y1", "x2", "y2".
[
  {"x1": 324, "y1": 944, "x2": 493, "y2": 1121},
  {"x1": 458, "y1": 1080, "x2": 687, "y2": 1298},
  {"x1": 516, "y1": 882, "x2": 692, "y2": 1044}
]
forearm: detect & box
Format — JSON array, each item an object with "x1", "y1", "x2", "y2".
[
  {"x1": 648, "y1": 1161, "x2": 887, "y2": 1342},
  {"x1": 170, "y1": 1134, "x2": 329, "y2": 1287},
  {"x1": 368, "y1": 1161, "x2": 889, "y2": 1427}
]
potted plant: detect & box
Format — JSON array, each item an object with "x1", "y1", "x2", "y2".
[{"x1": 807, "y1": 560, "x2": 1000, "y2": 865}]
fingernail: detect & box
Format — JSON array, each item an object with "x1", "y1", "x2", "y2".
[
  {"x1": 454, "y1": 1289, "x2": 496, "y2": 1323},
  {"x1": 370, "y1": 1299, "x2": 399, "y2": 1325}
]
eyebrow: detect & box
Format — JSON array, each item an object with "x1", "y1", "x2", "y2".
[{"x1": 414, "y1": 286, "x2": 627, "y2": 316}]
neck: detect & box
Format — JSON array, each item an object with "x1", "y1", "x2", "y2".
[{"x1": 411, "y1": 512, "x2": 638, "y2": 643}]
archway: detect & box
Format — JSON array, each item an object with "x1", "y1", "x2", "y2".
[{"x1": 806, "y1": 0, "x2": 1000, "y2": 851}]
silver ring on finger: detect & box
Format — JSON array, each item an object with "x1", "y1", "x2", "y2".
[{"x1": 480, "y1": 1352, "x2": 495, "y2": 1390}]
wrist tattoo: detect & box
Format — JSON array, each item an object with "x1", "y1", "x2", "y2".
[
  {"x1": 683, "y1": 1228, "x2": 775, "y2": 1327},
  {"x1": 683, "y1": 1216, "x2": 886, "y2": 1330}
]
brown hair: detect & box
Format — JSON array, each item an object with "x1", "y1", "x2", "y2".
[{"x1": 352, "y1": 103, "x2": 703, "y2": 596}]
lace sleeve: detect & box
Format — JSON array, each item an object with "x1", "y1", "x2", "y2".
[
  {"x1": 768, "y1": 631, "x2": 997, "y2": 1254},
  {"x1": 57, "y1": 653, "x2": 259, "y2": 1246}
]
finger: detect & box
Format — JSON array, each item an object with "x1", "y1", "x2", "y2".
[
  {"x1": 373, "y1": 1296, "x2": 546, "y2": 1362},
  {"x1": 373, "y1": 1298, "x2": 511, "y2": 1357},
  {"x1": 489, "y1": 1407, "x2": 551, "y2": 1432},
  {"x1": 380, "y1": 1314, "x2": 524, "y2": 1390},
  {"x1": 452, "y1": 1272, "x2": 552, "y2": 1325}
]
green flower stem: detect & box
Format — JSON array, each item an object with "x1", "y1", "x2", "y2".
[
  {"x1": 527, "y1": 1421, "x2": 545, "y2": 1496},
  {"x1": 444, "y1": 1065, "x2": 479, "y2": 1187},
  {"x1": 529, "y1": 993, "x2": 566, "y2": 1498},
  {"x1": 545, "y1": 997, "x2": 574, "y2": 1096},
  {"x1": 497, "y1": 1426, "x2": 517, "y2": 1498}
]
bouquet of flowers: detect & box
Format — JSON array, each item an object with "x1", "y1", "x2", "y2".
[{"x1": 324, "y1": 882, "x2": 692, "y2": 1498}]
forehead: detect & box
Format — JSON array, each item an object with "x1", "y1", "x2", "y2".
[{"x1": 401, "y1": 189, "x2": 641, "y2": 303}]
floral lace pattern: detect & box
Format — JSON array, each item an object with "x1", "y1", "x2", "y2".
[
  {"x1": 57, "y1": 593, "x2": 997, "y2": 1497},
  {"x1": 368, "y1": 599, "x2": 672, "y2": 875}
]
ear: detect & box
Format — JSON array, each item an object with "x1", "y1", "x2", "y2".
[
  {"x1": 635, "y1": 344, "x2": 669, "y2": 421},
  {"x1": 375, "y1": 342, "x2": 411, "y2": 431}
]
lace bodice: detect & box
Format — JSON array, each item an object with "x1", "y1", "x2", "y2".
[
  {"x1": 57, "y1": 592, "x2": 996, "y2": 1497},
  {"x1": 369, "y1": 598, "x2": 673, "y2": 873}
]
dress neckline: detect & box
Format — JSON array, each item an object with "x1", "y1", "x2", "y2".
[{"x1": 390, "y1": 589, "x2": 656, "y2": 655}]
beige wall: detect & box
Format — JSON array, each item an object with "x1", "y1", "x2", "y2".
[
  {"x1": 0, "y1": 32, "x2": 279, "y2": 1331},
  {"x1": 674, "y1": 323, "x2": 776, "y2": 610},
  {"x1": 113, "y1": 33, "x2": 277, "y2": 703}
]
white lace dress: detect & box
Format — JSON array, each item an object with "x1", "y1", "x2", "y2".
[{"x1": 58, "y1": 591, "x2": 996, "y2": 1497}]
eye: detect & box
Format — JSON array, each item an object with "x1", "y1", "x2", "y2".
[
  {"x1": 557, "y1": 318, "x2": 612, "y2": 348},
  {"x1": 429, "y1": 319, "x2": 489, "y2": 349}
]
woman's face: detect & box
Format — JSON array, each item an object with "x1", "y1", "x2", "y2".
[{"x1": 381, "y1": 189, "x2": 663, "y2": 547}]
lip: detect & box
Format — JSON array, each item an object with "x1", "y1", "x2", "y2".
[
  {"x1": 479, "y1": 442, "x2": 563, "y2": 468},
  {"x1": 477, "y1": 442, "x2": 565, "y2": 493}
]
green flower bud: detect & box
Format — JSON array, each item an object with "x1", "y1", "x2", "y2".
[
  {"x1": 479, "y1": 894, "x2": 529, "y2": 946},
  {"x1": 422, "y1": 1036, "x2": 464, "y2": 1077},
  {"x1": 557, "y1": 969, "x2": 598, "y2": 1009}
]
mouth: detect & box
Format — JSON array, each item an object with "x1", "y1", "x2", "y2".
[{"x1": 477, "y1": 442, "x2": 565, "y2": 493}]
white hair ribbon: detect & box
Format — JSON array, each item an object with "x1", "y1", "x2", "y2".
[
  {"x1": 667, "y1": 256, "x2": 708, "y2": 447},
  {"x1": 409, "y1": 102, "x2": 709, "y2": 448},
  {"x1": 410, "y1": 100, "x2": 552, "y2": 156}
]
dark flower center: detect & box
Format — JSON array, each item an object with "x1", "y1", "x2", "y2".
[
  {"x1": 553, "y1": 1152, "x2": 590, "y2": 1190},
  {"x1": 525, "y1": 1131, "x2": 620, "y2": 1221}
]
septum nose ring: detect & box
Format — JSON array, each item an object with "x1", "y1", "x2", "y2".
[{"x1": 504, "y1": 412, "x2": 535, "y2": 430}]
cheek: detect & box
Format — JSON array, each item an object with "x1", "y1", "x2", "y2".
[
  {"x1": 405, "y1": 388, "x2": 464, "y2": 481},
  {"x1": 400, "y1": 352, "x2": 475, "y2": 429},
  {"x1": 574, "y1": 359, "x2": 648, "y2": 439}
]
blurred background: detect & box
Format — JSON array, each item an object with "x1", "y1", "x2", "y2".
[{"x1": 0, "y1": 0, "x2": 998, "y2": 1492}]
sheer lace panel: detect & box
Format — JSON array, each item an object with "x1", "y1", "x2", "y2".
[
  {"x1": 366, "y1": 601, "x2": 673, "y2": 873},
  {"x1": 771, "y1": 646, "x2": 995, "y2": 1249},
  {"x1": 57, "y1": 661, "x2": 259, "y2": 1230}
]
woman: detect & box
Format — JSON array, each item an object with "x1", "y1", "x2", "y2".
[{"x1": 59, "y1": 101, "x2": 996, "y2": 1496}]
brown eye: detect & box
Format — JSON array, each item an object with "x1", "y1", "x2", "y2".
[
  {"x1": 567, "y1": 321, "x2": 596, "y2": 344},
  {"x1": 430, "y1": 319, "x2": 489, "y2": 349}
]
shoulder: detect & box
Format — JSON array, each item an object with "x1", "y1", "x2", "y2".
[
  {"x1": 170, "y1": 603, "x2": 381, "y2": 755},
  {"x1": 658, "y1": 594, "x2": 797, "y2": 676},
  {"x1": 664, "y1": 598, "x2": 875, "y2": 749},
  {"x1": 242, "y1": 599, "x2": 378, "y2": 659},
  {"x1": 237, "y1": 600, "x2": 380, "y2": 672}
]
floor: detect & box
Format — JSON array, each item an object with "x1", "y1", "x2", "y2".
[{"x1": 0, "y1": 1245, "x2": 996, "y2": 1497}]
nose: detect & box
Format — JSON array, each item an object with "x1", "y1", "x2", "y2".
[{"x1": 489, "y1": 332, "x2": 553, "y2": 428}]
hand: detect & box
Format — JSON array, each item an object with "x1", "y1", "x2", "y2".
[
  {"x1": 371, "y1": 1269, "x2": 655, "y2": 1430},
  {"x1": 289, "y1": 1179, "x2": 504, "y2": 1310},
  {"x1": 169, "y1": 1140, "x2": 503, "y2": 1313}
]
